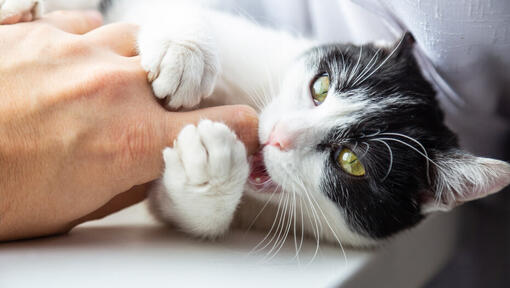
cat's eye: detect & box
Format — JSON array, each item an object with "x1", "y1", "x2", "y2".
[
  {"x1": 311, "y1": 73, "x2": 330, "y2": 105},
  {"x1": 338, "y1": 148, "x2": 366, "y2": 177}
]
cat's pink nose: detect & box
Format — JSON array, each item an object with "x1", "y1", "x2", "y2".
[{"x1": 267, "y1": 123, "x2": 293, "y2": 151}]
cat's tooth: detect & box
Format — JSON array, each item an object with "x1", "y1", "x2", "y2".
[{"x1": 256, "y1": 177, "x2": 261, "y2": 183}]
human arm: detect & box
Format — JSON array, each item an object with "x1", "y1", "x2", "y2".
[{"x1": 0, "y1": 11, "x2": 259, "y2": 241}]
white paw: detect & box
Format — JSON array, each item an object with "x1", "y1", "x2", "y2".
[
  {"x1": 156, "y1": 120, "x2": 249, "y2": 237},
  {"x1": 138, "y1": 24, "x2": 220, "y2": 110},
  {"x1": 0, "y1": 0, "x2": 43, "y2": 24}
]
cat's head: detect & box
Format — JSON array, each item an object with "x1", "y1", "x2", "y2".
[{"x1": 249, "y1": 33, "x2": 510, "y2": 246}]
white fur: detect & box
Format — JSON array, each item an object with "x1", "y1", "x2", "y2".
[
  {"x1": 149, "y1": 120, "x2": 249, "y2": 238},
  {"x1": 12, "y1": 0, "x2": 510, "y2": 249},
  {"x1": 113, "y1": 0, "x2": 374, "y2": 246},
  {"x1": 0, "y1": 0, "x2": 43, "y2": 23},
  {"x1": 423, "y1": 152, "x2": 510, "y2": 213},
  {"x1": 136, "y1": 4, "x2": 220, "y2": 109}
]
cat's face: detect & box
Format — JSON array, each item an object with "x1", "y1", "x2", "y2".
[{"x1": 249, "y1": 34, "x2": 510, "y2": 247}]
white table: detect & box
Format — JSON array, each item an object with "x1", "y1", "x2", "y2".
[{"x1": 0, "y1": 203, "x2": 459, "y2": 288}]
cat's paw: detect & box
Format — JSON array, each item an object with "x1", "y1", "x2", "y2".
[
  {"x1": 138, "y1": 25, "x2": 220, "y2": 110},
  {"x1": 0, "y1": 0, "x2": 43, "y2": 24},
  {"x1": 158, "y1": 120, "x2": 248, "y2": 237}
]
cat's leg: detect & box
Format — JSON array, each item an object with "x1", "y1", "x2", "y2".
[
  {"x1": 0, "y1": 0, "x2": 44, "y2": 24},
  {"x1": 148, "y1": 120, "x2": 249, "y2": 238},
  {"x1": 136, "y1": 5, "x2": 220, "y2": 110}
]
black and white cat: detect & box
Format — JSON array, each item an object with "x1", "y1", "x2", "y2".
[{"x1": 6, "y1": 0, "x2": 510, "y2": 247}]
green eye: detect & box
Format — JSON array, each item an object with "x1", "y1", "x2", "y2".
[
  {"x1": 311, "y1": 74, "x2": 330, "y2": 104},
  {"x1": 338, "y1": 148, "x2": 366, "y2": 176}
]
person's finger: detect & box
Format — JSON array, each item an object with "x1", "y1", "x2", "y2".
[
  {"x1": 166, "y1": 105, "x2": 260, "y2": 155},
  {"x1": 136, "y1": 105, "x2": 259, "y2": 184},
  {"x1": 37, "y1": 10, "x2": 103, "y2": 34},
  {"x1": 84, "y1": 22, "x2": 139, "y2": 57}
]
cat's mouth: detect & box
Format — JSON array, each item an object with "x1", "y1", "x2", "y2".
[{"x1": 248, "y1": 150, "x2": 277, "y2": 192}]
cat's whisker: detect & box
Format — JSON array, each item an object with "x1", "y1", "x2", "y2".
[
  {"x1": 347, "y1": 45, "x2": 363, "y2": 86},
  {"x1": 338, "y1": 51, "x2": 348, "y2": 90},
  {"x1": 244, "y1": 183, "x2": 280, "y2": 235},
  {"x1": 360, "y1": 129, "x2": 382, "y2": 138},
  {"x1": 300, "y1": 193, "x2": 320, "y2": 263},
  {"x1": 374, "y1": 137, "x2": 447, "y2": 182},
  {"x1": 263, "y1": 189, "x2": 291, "y2": 259},
  {"x1": 290, "y1": 192, "x2": 305, "y2": 263},
  {"x1": 261, "y1": 64, "x2": 275, "y2": 106},
  {"x1": 356, "y1": 35, "x2": 407, "y2": 86},
  {"x1": 266, "y1": 191, "x2": 294, "y2": 261},
  {"x1": 370, "y1": 139, "x2": 394, "y2": 182},
  {"x1": 302, "y1": 190, "x2": 322, "y2": 264},
  {"x1": 359, "y1": 141, "x2": 370, "y2": 160},
  {"x1": 379, "y1": 132, "x2": 432, "y2": 184},
  {"x1": 236, "y1": 66, "x2": 274, "y2": 111},
  {"x1": 264, "y1": 65, "x2": 278, "y2": 104},
  {"x1": 259, "y1": 182, "x2": 290, "y2": 255},
  {"x1": 352, "y1": 47, "x2": 381, "y2": 86},
  {"x1": 352, "y1": 141, "x2": 358, "y2": 151},
  {"x1": 297, "y1": 196, "x2": 305, "y2": 261},
  {"x1": 249, "y1": 185, "x2": 286, "y2": 254},
  {"x1": 291, "y1": 189, "x2": 300, "y2": 263},
  {"x1": 241, "y1": 85, "x2": 266, "y2": 111},
  {"x1": 297, "y1": 178, "x2": 348, "y2": 264},
  {"x1": 287, "y1": 176, "x2": 323, "y2": 264},
  {"x1": 287, "y1": 178, "x2": 320, "y2": 263}
]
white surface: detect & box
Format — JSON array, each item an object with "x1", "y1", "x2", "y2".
[{"x1": 1, "y1": 203, "x2": 459, "y2": 288}]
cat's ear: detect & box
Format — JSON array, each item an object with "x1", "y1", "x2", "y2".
[
  {"x1": 422, "y1": 150, "x2": 510, "y2": 213},
  {"x1": 392, "y1": 31, "x2": 415, "y2": 58}
]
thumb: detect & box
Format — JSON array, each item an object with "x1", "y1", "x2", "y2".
[
  {"x1": 137, "y1": 105, "x2": 259, "y2": 184},
  {"x1": 38, "y1": 10, "x2": 103, "y2": 34},
  {"x1": 164, "y1": 105, "x2": 260, "y2": 155}
]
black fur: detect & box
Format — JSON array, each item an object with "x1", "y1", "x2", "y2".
[{"x1": 307, "y1": 36, "x2": 458, "y2": 238}]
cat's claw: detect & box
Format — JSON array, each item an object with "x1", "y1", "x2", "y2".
[
  {"x1": 151, "y1": 120, "x2": 248, "y2": 237},
  {"x1": 0, "y1": 0, "x2": 43, "y2": 24},
  {"x1": 147, "y1": 71, "x2": 158, "y2": 83},
  {"x1": 139, "y1": 28, "x2": 220, "y2": 110}
]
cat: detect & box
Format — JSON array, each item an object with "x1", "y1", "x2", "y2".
[{"x1": 5, "y1": 0, "x2": 510, "y2": 248}]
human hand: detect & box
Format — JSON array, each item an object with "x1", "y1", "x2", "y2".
[{"x1": 0, "y1": 11, "x2": 259, "y2": 241}]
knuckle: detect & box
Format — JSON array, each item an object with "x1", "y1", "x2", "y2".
[
  {"x1": 79, "y1": 65, "x2": 138, "y2": 102},
  {"x1": 59, "y1": 37, "x2": 93, "y2": 57},
  {"x1": 28, "y1": 23, "x2": 55, "y2": 39}
]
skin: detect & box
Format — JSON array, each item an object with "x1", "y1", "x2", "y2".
[{"x1": 0, "y1": 11, "x2": 259, "y2": 242}]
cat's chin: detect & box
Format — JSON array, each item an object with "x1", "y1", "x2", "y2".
[{"x1": 247, "y1": 150, "x2": 279, "y2": 193}]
